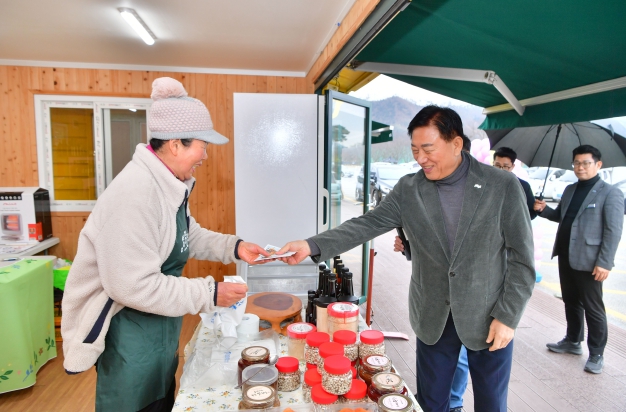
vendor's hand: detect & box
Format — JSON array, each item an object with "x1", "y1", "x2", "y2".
[
  {"x1": 534, "y1": 199, "x2": 547, "y2": 212},
  {"x1": 216, "y1": 282, "x2": 248, "y2": 307},
  {"x1": 238, "y1": 241, "x2": 273, "y2": 265},
  {"x1": 592, "y1": 265, "x2": 610, "y2": 282},
  {"x1": 486, "y1": 318, "x2": 514, "y2": 351},
  {"x1": 393, "y1": 236, "x2": 405, "y2": 253},
  {"x1": 276, "y1": 240, "x2": 311, "y2": 265}
]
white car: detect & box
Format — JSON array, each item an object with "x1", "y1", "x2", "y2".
[
  {"x1": 551, "y1": 169, "x2": 612, "y2": 202},
  {"x1": 526, "y1": 167, "x2": 566, "y2": 199}
]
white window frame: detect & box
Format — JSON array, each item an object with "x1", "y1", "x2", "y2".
[{"x1": 34, "y1": 95, "x2": 152, "y2": 212}]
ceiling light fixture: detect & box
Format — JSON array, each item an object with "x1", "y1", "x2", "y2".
[{"x1": 118, "y1": 8, "x2": 156, "y2": 46}]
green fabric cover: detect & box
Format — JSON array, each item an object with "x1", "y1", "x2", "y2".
[
  {"x1": 0, "y1": 258, "x2": 57, "y2": 394},
  {"x1": 356, "y1": 0, "x2": 626, "y2": 128}
]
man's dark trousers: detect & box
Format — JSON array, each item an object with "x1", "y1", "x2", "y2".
[
  {"x1": 416, "y1": 313, "x2": 513, "y2": 412},
  {"x1": 558, "y1": 256, "x2": 607, "y2": 355}
]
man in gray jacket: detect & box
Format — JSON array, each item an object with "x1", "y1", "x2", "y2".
[
  {"x1": 278, "y1": 106, "x2": 535, "y2": 412},
  {"x1": 534, "y1": 145, "x2": 623, "y2": 374}
]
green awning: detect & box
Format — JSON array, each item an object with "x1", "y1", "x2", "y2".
[
  {"x1": 372, "y1": 120, "x2": 393, "y2": 144},
  {"x1": 351, "y1": 0, "x2": 626, "y2": 129}
]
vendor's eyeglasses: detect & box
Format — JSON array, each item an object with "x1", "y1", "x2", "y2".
[
  {"x1": 493, "y1": 163, "x2": 513, "y2": 171},
  {"x1": 572, "y1": 161, "x2": 595, "y2": 169}
]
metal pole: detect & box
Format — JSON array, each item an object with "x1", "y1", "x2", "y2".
[{"x1": 539, "y1": 124, "x2": 562, "y2": 199}]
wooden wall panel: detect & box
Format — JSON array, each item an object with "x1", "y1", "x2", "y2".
[{"x1": 0, "y1": 65, "x2": 313, "y2": 281}]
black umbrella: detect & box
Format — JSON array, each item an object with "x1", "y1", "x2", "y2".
[{"x1": 486, "y1": 122, "x2": 626, "y2": 198}]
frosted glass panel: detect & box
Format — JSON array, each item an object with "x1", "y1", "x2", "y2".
[{"x1": 234, "y1": 94, "x2": 319, "y2": 246}]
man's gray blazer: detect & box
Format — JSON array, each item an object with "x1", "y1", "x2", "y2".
[
  {"x1": 540, "y1": 178, "x2": 623, "y2": 272},
  {"x1": 310, "y1": 156, "x2": 535, "y2": 351}
]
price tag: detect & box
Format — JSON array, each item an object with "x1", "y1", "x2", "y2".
[
  {"x1": 375, "y1": 373, "x2": 401, "y2": 386},
  {"x1": 291, "y1": 323, "x2": 314, "y2": 333},
  {"x1": 334, "y1": 303, "x2": 358, "y2": 312},
  {"x1": 382, "y1": 395, "x2": 409, "y2": 409},
  {"x1": 366, "y1": 355, "x2": 389, "y2": 366},
  {"x1": 246, "y1": 386, "x2": 272, "y2": 401},
  {"x1": 244, "y1": 347, "x2": 268, "y2": 357}
]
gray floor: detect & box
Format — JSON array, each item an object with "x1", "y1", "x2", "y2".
[{"x1": 366, "y1": 226, "x2": 626, "y2": 412}]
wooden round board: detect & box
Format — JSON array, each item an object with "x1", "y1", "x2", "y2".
[{"x1": 245, "y1": 292, "x2": 302, "y2": 335}]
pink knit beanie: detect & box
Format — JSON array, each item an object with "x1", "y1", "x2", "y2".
[{"x1": 148, "y1": 77, "x2": 228, "y2": 145}]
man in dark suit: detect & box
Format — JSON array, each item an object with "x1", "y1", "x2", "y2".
[
  {"x1": 278, "y1": 106, "x2": 535, "y2": 411},
  {"x1": 493, "y1": 147, "x2": 538, "y2": 220},
  {"x1": 534, "y1": 145, "x2": 623, "y2": 374}
]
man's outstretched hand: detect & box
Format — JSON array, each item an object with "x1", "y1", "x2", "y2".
[{"x1": 276, "y1": 241, "x2": 311, "y2": 265}]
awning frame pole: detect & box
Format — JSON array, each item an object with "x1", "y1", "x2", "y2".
[
  {"x1": 354, "y1": 61, "x2": 525, "y2": 115},
  {"x1": 540, "y1": 124, "x2": 562, "y2": 200}
]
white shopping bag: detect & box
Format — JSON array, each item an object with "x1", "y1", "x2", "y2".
[{"x1": 199, "y1": 275, "x2": 247, "y2": 349}]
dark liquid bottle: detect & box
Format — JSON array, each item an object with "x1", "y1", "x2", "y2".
[
  {"x1": 305, "y1": 290, "x2": 317, "y2": 325},
  {"x1": 327, "y1": 272, "x2": 337, "y2": 298},
  {"x1": 316, "y1": 264, "x2": 326, "y2": 298},
  {"x1": 341, "y1": 271, "x2": 354, "y2": 297},
  {"x1": 321, "y1": 269, "x2": 331, "y2": 297}
]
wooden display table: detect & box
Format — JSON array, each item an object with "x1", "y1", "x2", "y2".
[{"x1": 245, "y1": 292, "x2": 302, "y2": 335}]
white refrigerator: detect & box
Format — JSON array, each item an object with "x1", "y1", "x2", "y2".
[{"x1": 234, "y1": 91, "x2": 372, "y2": 297}]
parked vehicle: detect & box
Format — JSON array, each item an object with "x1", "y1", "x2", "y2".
[
  {"x1": 526, "y1": 167, "x2": 566, "y2": 199},
  {"x1": 371, "y1": 165, "x2": 415, "y2": 207},
  {"x1": 551, "y1": 169, "x2": 612, "y2": 202},
  {"x1": 355, "y1": 162, "x2": 393, "y2": 202},
  {"x1": 613, "y1": 179, "x2": 626, "y2": 214},
  {"x1": 330, "y1": 171, "x2": 342, "y2": 203}
]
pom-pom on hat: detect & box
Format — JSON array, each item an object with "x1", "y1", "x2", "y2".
[{"x1": 148, "y1": 77, "x2": 228, "y2": 145}]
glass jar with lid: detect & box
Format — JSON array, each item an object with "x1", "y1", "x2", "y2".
[
  {"x1": 237, "y1": 346, "x2": 270, "y2": 386},
  {"x1": 358, "y1": 355, "x2": 392, "y2": 386},
  {"x1": 304, "y1": 331, "x2": 330, "y2": 365},
  {"x1": 359, "y1": 330, "x2": 385, "y2": 359},
  {"x1": 275, "y1": 356, "x2": 300, "y2": 392},
  {"x1": 238, "y1": 385, "x2": 279, "y2": 410},
  {"x1": 378, "y1": 393, "x2": 414, "y2": 412},
  {"x1": 241, "y1": 363, "x2": 279, "y2": 393},
  {"x1": 333, "y1": 330, "x2": 358, "y2": 363},
  {"x1": 367, "y1": 372, "x2": 408, "y2": 403},
  {"x1": 302, "y1": 368, "x2": 322, "y2": 403},
  {"x1": 320, "y1": 355, "x2": 352, "y2": 395},
  {"x1": 287, "y1": 322, "x2": 316, "y2": 361},
  {"x1": 340, "y1": 379, "x2": 370, "y2": 403},
  {"x1": 311, "y1": 383, "x2": 339, "y2": 411},
  {"x1": 327, "y1": 302, "x2": 359, "y2": 335},
  {"x1": 315, "y1": 296, "x2": 337, "y2": 334},
  {"x1": 317, "y1": 342, "x2": 344, "y2": 374}
]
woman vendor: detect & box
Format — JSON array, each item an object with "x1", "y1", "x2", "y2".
[{"x1": 61, "y1": 77, "x2": 270, "y2": 411}]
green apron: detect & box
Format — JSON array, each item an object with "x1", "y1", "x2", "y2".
[{"x1": 95, "y1": 197, "x2": 190, "y2": 412}]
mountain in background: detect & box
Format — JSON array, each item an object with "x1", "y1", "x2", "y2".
[{"x1": 367, "y1": 96, "x2": 487, "y2": 163}]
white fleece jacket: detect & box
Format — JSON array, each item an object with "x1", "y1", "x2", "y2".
[{"x1": 61, "y1": 144, "x2": 239, "y2": 373}]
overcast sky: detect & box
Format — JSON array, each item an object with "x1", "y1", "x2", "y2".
[{"x1": 350, "y1": 75, "x2": 626, "y2": 136}]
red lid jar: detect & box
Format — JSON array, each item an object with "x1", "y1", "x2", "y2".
[
  {"x1": 275, "y1": 357, "x2": 299, "y2": 373},
  {"x1": 343, "y1": 379, "x2": 368, "y2": 401},
  {"x1": 311, "y1": 383, "x2": 338, "y2": 405},
  {"x1": 333, "y1": 330, "x2": 358, "y2": 362}
]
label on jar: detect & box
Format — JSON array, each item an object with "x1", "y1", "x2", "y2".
[
  {"x1": 246, "y1": 386, "x2": 272, "y2": 401},
  {"x1": 375, "y1": 373, "x2": 401, "y2": 386},
  {"x1": 244, "y1": 347, "x2": 268, "y2": 357},
  {"x1": 333, "y1": 303, "x2": 358, "y2": 312},
  {"x1": 366, "y1": 355, "x2": 389, "y2": 366},
  {"x1": 291, "y1": 323, "x2": 314, "y2": 333},
  {"x1": 382, "y1": 395, "x2": 409, "y2": 410}
]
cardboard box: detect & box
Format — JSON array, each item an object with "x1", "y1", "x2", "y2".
[{"x1": 0, "y1": 187, "x2": 52, "y2": 242}]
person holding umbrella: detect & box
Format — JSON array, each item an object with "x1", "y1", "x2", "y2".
[{"x1": 534, "y1": 145, "x2": 623, "y2": 374}]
